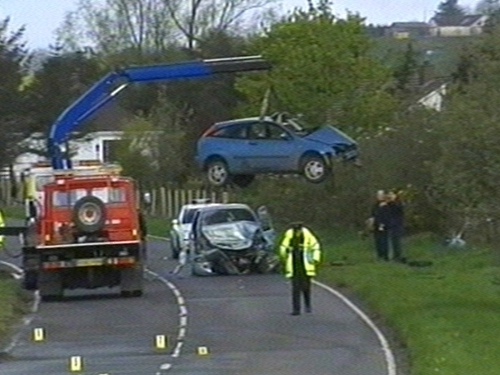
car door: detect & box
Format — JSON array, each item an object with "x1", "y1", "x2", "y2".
[
  {"x1": 246, "y1": 121, "x2": 296, "y2": 172},
  {"x1": 204, "y1": 122, "x2": 252, "y2": 173}
]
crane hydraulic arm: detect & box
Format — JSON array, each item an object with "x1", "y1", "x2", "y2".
[{"x1": 48, "y1": 55, "x2": 270, "y2": 170}]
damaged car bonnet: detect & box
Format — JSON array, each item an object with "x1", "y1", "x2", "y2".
[{"x1": 190, "y1": 204, "x2": 279, "y2": 276}]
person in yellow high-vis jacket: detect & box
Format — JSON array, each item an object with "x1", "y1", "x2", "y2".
[
  {"x1": 0, "y1": 208, "x2": 5, "y2": 248},
  {"x1": 279, "y1": 222, "x2": 321, "y2": 315}
]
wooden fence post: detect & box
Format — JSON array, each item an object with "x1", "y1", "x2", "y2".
[
  {"x1": 174, "y1": 189, "x2": 180, "y2": 217},
  {"x1": 160, "y1": 187, "x2": 166, "y2": 217},
  {"x1": 167, "y1": 188, "x2": 173, "y2": 218},
  {"x1": 151, "y1": 188, "x2": 157, "y2": 216}
]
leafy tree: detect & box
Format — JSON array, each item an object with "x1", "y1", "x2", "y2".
[
  {"x1": 476, "y1": 0, "x2": 500, "y2": 14},
  {"x1": 236, "y1": 1, "x2": 397, "y2": 134},
  {"x1": 0, "y1": 17, "x2": 31, "y2": 169},
  {"x1": 393, "y1": 41, "x2": 420, "y2": 93},
  {"x1": 433, "y1": 0, "x2": 466, "y2": 26},
  {"x1": 23, "y1": 49, "x2": 105, "y2": 135},
  {"x1": 429, "y1": 28, "x2": 500, "y2": 236},
  {"x1": 114, "y1": 116, "x2": 158, "y2": 182}
]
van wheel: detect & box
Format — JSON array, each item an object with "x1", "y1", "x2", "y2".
[
  {"x1": 206, "y1": 159, "x2": 231, "y2": 186},
  {"x1": 300, "y1": 154, "x2": 330, "y2": 183}
]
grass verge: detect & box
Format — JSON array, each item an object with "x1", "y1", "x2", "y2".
[
  {"x1": 0, "y1": 273, "x2": 32, "y2": 352},
  {"x1": 319, "y1": 231, "x2": 500, "y2": 375},
  {"x1": 5, "y1": 214, "x2": 496, "y2": 374}
]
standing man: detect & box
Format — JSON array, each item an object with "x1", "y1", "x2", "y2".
[
  {"x1": 387, "y1": 190, "x2": 405, "y2": 262},
  {"x1": 279, "y1": 222, "x2": 321, "y2": 316},
  {"x1": 369, "y1": 190, "x2": 391, "y2": 261}
]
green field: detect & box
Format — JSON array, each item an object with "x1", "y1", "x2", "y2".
[
  {"x1": 1, "y1": 214, "x2": 498, "y2": 374},
  {"x1": 0, "y1": 275, "x2": 32, "y2": 351}
]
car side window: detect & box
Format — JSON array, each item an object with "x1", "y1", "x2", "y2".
[
  {"x1": 248, "y1": 122, "x2": 268, "y2": 139},
  {"x1": 267, "y1": 123, "x2": 290, "y2": 140},
  {"x1": 212, "y1": 124, "x2": 247, "y2": 139}
]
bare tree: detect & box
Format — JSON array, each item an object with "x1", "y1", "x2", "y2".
[
  {"x1": 56, "y1": 0, "x2": 178, "y2": 54},
  {"x1": 163, "y1": 0, "x2": 278, "y2": 50}
]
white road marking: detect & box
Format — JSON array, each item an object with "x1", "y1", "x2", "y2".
[
  {"x1": 313, "y1": 280, "x2": 397, "y2": 375},
  {"x1": 160, "y1": 363, "x2": 172, "y2": 370},
  {"x1": 178, "y1": 327, "x2": 186, "y2": 339},
  {"x1": 0, "y1": 260, "x2": 24, "y2": 275},
  {"x1": 144, "y1": 267, "x2": 189, "y2": 370},
  {"x1": 179, "y1": 305, "x2": 187, "y2": 316},
  {"x1": 146, "y1": 234, "x2": 395, "y2": 375},
  {"x1": 172, "y1": 342, "x2": 183, "y2": 358}
]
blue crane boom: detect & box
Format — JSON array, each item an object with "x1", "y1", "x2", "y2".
[{"x1": 48, "y1": 55, "x2": 270, "y2": 169}]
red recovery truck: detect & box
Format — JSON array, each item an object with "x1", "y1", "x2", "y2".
[
  {"x1": 22, "y1": 167, "x2": 147, "y2": 300},
  {"x1": 0, "y1": 55, "x2": 270, "y2": 300}
]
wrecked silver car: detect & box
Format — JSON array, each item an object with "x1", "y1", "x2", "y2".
[{"x1": 189, "y1": 204, "x2": 279, "y2": 276}]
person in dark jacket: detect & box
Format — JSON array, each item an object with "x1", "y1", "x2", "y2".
[
  {"x1": 386, "y1": 190, "x2": 405, "y2": 262},
  {"x1": 370, "y1": 190, "x2": 391, "y2": 261}
]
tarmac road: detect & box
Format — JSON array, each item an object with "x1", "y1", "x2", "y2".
[{"x1": 0, "y1": 232, "x2": 394, "y2": 375}]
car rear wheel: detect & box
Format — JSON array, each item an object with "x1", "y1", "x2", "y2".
[
  {"x1": 232, "y1": 174, "x2": 255, "y2": 188},
  {"x1": 206, "y1": 159, "x2": 231, "y2": 186},
  {"x1": 300, "y1": 154, "x2": 330, "y2": 184}
]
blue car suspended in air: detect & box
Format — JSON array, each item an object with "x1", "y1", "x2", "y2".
[{"x1": 196, "y1": 112, "x2": 359, "y2": 187}]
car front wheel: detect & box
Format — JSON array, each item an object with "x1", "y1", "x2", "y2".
[
  {"x1": 206, "y1": 159, "x2": 231, "y2": 186},
  {"x1": 170, "y1": 236, "x2": 180, "y2": 259},
  {"x1": 300, "y1": 154, "x2": 330, "y2": 183}
]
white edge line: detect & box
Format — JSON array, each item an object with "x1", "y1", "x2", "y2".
[
  {"x1": 313, "y1": 280, "x2": 397, "y2": 375},
  {"x1": 0, "y1": 260, "x2": 24, "y2": 275},
  {"x1": 148, "y1": 235, "x2": 170, "y2": 241},
  {"x1": 145, "y1": 267, "x2": 188, "y2": 362},
  {"x1": 146, "y1": 234, "x2": 395, "y2": 375},
  {"x1": 180, "y1": 305, "x2": 187, "y2": 316}
]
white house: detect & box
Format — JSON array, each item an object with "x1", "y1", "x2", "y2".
[
  {"x1": 430, "y1": 15, "x2": 488, "y2": 37},
  {"x1": 417, "y1": 82, "x2": 447, "y2": 111},
  {"x1": 12, "y1": 131, "x2": 124, "y2": 176}
]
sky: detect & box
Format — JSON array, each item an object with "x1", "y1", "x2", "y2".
[{"x1": 0, "y1": 0, "x2": 481, "y2": 49}]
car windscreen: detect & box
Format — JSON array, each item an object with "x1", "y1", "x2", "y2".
[
  {"x1": 52, "y1": 187, "x2": 126, "y2": 207},
  {"x1": 202, "y1": 208, "x2": 256, "y2": 225}
]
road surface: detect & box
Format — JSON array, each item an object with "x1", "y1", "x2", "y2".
[{"x1": 0, "y1": 232, "x2": 393, "y2": 375}]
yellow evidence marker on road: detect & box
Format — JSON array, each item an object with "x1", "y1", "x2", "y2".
[
  {"x1": 69, "y1": 355, "x2": 83, "y2": 372},
  {"x1": 197, "y1": 346, "x2": 209, "y2": 356},
  {"x1": 155, "y1": 334, "x2": 168, "y2": 350},
  {"x1": 32, "y1": 328, "x2": 45, "y2": 342}
]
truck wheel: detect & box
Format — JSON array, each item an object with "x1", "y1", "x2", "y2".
[
  {"x1": 73, "y1": 196, "x2": 106, "y2": 233},
  {"x1": 23, "y1": 270, "x2": 38, "y2": 291},
  {"x1": 38, "y1": 270, "x2": 63, "y2": 302},
  {"x1": 120, "y1": 265, "x2": 144, "y2": 298}
]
